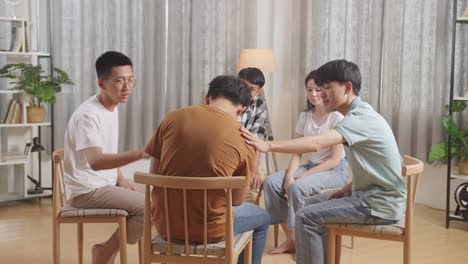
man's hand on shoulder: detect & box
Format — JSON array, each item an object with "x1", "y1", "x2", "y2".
[{"x1": 240, "y1": 126, "x2": 271, "y2": 152}]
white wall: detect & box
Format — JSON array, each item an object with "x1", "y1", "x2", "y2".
[{"x1": 416, "y1": 164, "x2": 466, "y2": 211}]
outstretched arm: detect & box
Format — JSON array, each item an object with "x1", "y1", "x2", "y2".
[
  {"x1": 83, "y1": 147, "x2": 149, "y2": 171},
  {"x1": 241, "y1": 126, "x2": 345, "y2": 154},
  {"x1": 295, "y1": 143, "x2": 344, "y2": 180}
]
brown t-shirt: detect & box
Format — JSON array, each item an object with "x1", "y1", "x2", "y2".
[{"x1": 144, "y1": 104, "x2": 255, "y2": 243}]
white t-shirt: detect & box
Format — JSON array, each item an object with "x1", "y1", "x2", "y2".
[
  {"x1": 63, "y1": 95, "x2": 119, "y2": 201},
  {"x1": 295, "y1": 110, "x2": 345, "y2": 164}
]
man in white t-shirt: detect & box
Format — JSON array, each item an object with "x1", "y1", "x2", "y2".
[{"x1": 63, "y1": 51, "x2": 148, "y2": 264}]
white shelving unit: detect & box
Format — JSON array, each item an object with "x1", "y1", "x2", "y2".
[
  {"x1": 450, "y1": 173, "x2": 468, "y2": 181},
  {"x1": 0, "y1": 160, "x2": 27, "y2": 166},
  {"x1": 0, "y1": 2, "x2": 53, "y2": 202},
  {"x1": 0, "y1": 122, "x2": 51, "y2": 127}
]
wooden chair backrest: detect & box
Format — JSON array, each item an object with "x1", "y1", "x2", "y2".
[
  {"x1": 52, "y1": 149, "x2": 66, "y2": 218},
  {"x1": 401, "y1": 155, "x2": 424, "y2": 235},
  {"x1": 134, "y1": 172, "x2": 247, "y2": 260}
]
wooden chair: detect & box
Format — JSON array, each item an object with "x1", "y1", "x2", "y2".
[
  {"x1": 52, "y1": 149, "x2": 142, "y2": 264},
  {"x1": 327, "y1": 155, "x2": 424, "y2": 264},
  {"x1": 134, "y1": 172, "x2": 253, "y2": 264}
]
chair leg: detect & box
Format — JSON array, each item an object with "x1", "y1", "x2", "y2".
[
  {"x1": 404, "y1": 239, "x2": 410, "y2": 264},
  {"x1": 243, "y1": 238, "x2": 253, "y2": 264},
  {"x1": 274, "y1": 224, "x2": 279, "y2": 248},
  {"x1": 119, "y1": 217, "x2": 128, "y2": 264},
  {"x1": 138, "y1": 240, "x2": 143, "y2": 264},
  {"x1": 327, "y1": 228, "x2": 336, "y2": 264},
  {"x1": 335, "y1": 235, "x2": 342, "y2": 264},
  {"x1": 53, "y1": 220, "x2": 60, "y2": 264},
  {"x1": 350, "y1": 236, "x2": 354, "y2": 249},
  {"x1": 77, "y1": 223, "x2": 83, "y2": 264}
]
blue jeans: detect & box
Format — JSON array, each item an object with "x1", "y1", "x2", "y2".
[
  {"x1": 233, "y1": 203, "x2": 271, "y2": 264},
  {"x1": 263, "y1": 159, "x2": 348, "y2": 229},
  {"x1": 295, "y1": 192, "x2": 398, "y2": 264}
]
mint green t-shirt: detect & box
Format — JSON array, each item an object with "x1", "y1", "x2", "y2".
[{"x1": 334, "y1": 97, "x2": 406, "y2": 220}]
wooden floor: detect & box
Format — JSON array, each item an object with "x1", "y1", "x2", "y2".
[{"x1": 0, "y1": 198, "x2": 467, "y2": 264}]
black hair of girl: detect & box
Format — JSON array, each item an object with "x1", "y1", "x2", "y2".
[{"x1": 304, "y1": 70, "x2": 318, "y2": 112}]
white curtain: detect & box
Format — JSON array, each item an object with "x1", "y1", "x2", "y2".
[{"x1": 50, "y1": 0, "x2": 257, "y2": 150}]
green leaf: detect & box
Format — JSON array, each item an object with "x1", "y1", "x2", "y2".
[
  {"x1": 442, "y1": 116, "x2": 466, "y2": 142},
  {"x1": 428, "y1": 141, "x2": 459, "y2": 164},
  {"x1": 445, "y1": 101, "x2": 467, "y2": 112},
  {"x1": 428, "y1": 142, "x2": 447, "y2": 164}
]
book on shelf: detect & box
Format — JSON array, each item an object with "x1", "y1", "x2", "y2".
[
  {"x1": 24, "y1": 22, "x2": 29, "y2": 52},
  {"x1": 11, "y1": 102, "x2": 22, "y2": 123},
  {"x1": 16, "y1": 102, "x2": 22, "y2": 123},
  {"x1": 0, "y1": 20, "x2": 30, "y2": 53},
  {"x1": 2, "y1": 99, "x2": 14, "y2": 123},
  {"x1": 2, "y1": 99, "x2": 17, "y2": 123},
  {"x1": 9, "y1": 101, "x2": 18, "y2": 123},
  {"x1": 8, "y1": 24, "x2": 25, "y2": 52},
  {"x1": 2, "y1": 99, "x2": 22, "y2": 124},
  {"x1": 0, "y1": 20, "x2": 12, "y2": 51}
]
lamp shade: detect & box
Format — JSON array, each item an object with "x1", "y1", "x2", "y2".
[{"x1": 237, "y1": 49, "x2": 276, "y2": 73}]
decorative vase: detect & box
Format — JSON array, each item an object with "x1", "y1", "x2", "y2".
[
  {"x1": 27, "y1": 106, "x2": 46, "y2": 123},
  {"x1": 458, "y1": 160, "x2": 468, "y2": 175}
]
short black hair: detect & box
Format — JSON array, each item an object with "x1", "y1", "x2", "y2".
[
  {"x1": 315, "y1": 59, "x2": 361, "y2": 95},
  {"x1": 207, "y1": 75, "x2": 251, "y2": 107},
  {"x1": 95, "y1": 51, "x2": 133, "y2": 80},
  {"x1": 238, "y1": 67, "x2": 265, "y2": 88},
  {"x1": 304, "y1": 70, "x2": 318, "y2": 111}
]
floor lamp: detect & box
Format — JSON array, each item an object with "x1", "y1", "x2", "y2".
[{"x1": 237, "y1": 48, "x2": 279, "y2": 200}]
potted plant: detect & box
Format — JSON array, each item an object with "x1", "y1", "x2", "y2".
[
  {"x1": 428, "y1": 101, "x2": 468, "y2": 174},
  {"x1": 0, "y1": 63, "x2": 73, "y2": 123}
]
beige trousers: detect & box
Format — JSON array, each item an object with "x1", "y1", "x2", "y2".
[{"x1": 70, "y1": 184, "x2": 145, "y2": 244}]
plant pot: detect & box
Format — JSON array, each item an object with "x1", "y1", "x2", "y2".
[
  {"x1": 27, "y1": 106, "x2": 46, "y2": 123},
  {"x1": 458, "y1": 160, "x2": 468, "y2": 175}
]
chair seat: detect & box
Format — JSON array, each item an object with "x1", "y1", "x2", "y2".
[
  {"x1": 152, "y1": 231, "x2": 253, "y2": 256},
  {"x1": 59, "y1": 205, "x2": 128, "y2": 217},
  {"x1": 328, "y1": 217, "x2": 405, "y2": 236}
]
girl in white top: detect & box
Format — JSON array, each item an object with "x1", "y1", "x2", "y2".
[{"x1": 263, "y1": 70, "x2": 348, "y2": 254}]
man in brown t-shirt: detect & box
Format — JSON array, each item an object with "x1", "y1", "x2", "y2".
[{"x1": 145, "y1": 75, "x2": 270, "y2": 264}]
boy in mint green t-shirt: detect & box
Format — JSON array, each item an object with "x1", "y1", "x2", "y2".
[{"x1": 241, "y1": 59, "x2": 405, "y2": 264}]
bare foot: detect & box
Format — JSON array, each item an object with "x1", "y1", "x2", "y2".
[
  {"x1": 268, "y1": 240, "x2": 296, "y2": 254},
  {"x1": 92, "y1": 244, "x2": 117, "y2": 264}
]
